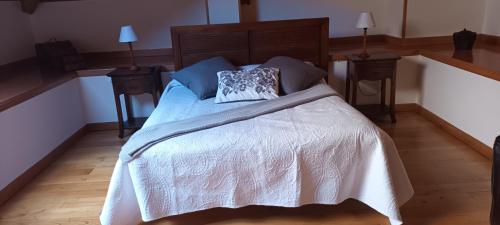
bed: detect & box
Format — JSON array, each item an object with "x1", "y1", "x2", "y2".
[{"x1": 100, "y1": 18, "x2": 414, "y2": 225}]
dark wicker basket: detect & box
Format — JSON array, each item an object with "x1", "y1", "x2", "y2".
[
  {"x1": 35, "y1": 40, "x2": 86, "y2": 72},
  {"x1": 453, "y1": 29, "x2": 477, "y2": 50}
]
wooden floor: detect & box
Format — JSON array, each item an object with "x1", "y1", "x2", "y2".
[{"x1": 0, "y1": 112, "x2": 492, "y2": 225}]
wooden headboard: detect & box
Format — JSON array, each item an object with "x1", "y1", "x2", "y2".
[{"x1": 171, "y1": 18, "x2": 329, "y2": 72}]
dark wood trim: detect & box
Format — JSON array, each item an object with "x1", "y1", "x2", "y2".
[
  {"x1": 478, "y1": 34, "x2": 500, "y2": 47},
  {"x1": 384, "y1": 35, "x2": 454, "y2": 47},
  {"x1": 76, "y1": 68, "x2": 116, "y2": 77},
  {"x1": 416, "y1": 105, "x2": 493, "y2": 160},
  {"x1": 329, "y1": 35, "x2": 388, "y2": 61},
  {"x1": 329, "y1": 35, "x2": 453, "y2": 61},
  {"x1": 331, "y1": 34, "x2": 454, "y2": 53},
  {"x1": 319, "y1": 19, "x2": 330, "y2": 72},
  {"x1": 0, "y1": 125, "x2": 88, "y2": 206},
  {"x1": 82, "y1": 48, "x2": 173, "y2": 70},
  {"x1": 0, "y1": 58, "x2": 37, "y2": 81},
  {"x1": 420, "y1": 49, "x2": 500, "y2": 82},
  {"x1": 2, "y1": 32, "x2": 500, "y2": 115},
  {"x1": 0, "y1": 48, "x2": 173, "y2": 114},
  {"x1": 402, "y1": 0, "x2": 408, "y2": 38},
  {"x1": 83, "y1": 48, "x2": 172, "y2": 59},
  {"x1": 396, "y1": 103, "x2": 492, "y2": 160},
  {"x1": 0, "y1": 73, "x2": 76, "y2": 113},
  {"x1": 395, "y1": 103, "x2": 418, "y2": 112},
  {"x1": 330, "y1": 35, "x2": 386, "y2": 47},
  {"x1": 86, "y1": 122, "x2": 119, "y2": 131},
  {"x1": 330, "y1": 34, "x2": 500, "y2": 83},
  {"x1": 171, "y1": 18, "x2": 330, "y2": 72}
]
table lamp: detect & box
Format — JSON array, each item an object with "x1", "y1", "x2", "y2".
[
  {"x1": 119, "y1": 25, "x2": 139, "y2": 71},
  {"x1": 356, "y1": 12, "x2": 376, "y2": 58}
]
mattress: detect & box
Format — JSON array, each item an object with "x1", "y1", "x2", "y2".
[{"x1": 100, "y1": 80, "x2": 414, "y2": 225}]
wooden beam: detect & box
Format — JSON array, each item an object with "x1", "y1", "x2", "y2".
[{"x1": 402, "y1": 0, "x2": 408, "y2": 38}]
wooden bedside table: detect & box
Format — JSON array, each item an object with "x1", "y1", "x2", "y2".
[
  {"x1": 107, "y1": 66, "x2": 163, "y2": 138},
  {"x1": 345, "y1": 53, "x2": 401, "y2": 123}
]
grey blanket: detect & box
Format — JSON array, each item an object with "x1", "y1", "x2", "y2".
[{"x1": 119, "y1": 83, "x2": 337, "y2": 162}]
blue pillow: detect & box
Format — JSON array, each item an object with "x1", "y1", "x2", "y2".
[
  {"x1": 260, "y1": 56, "x2": 327, "y2": 95},
  {"x1": 171, "y1": 57, "x2": 237, "y2": 99}
]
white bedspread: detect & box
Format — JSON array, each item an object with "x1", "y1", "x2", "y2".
[{"x1": 100, "y1": 80, "x2": 414, "y2": 225}]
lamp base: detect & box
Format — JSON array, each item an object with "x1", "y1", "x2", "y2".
[
  {"x1": 358, "y1": 52, "x2": 370, "y2": 59},
  {"x1": 359, "y1": 28, "x2": 370, "y2": 59},
  {"x1": 127, "y1": 42, "x2": 140, "y2": 71}
]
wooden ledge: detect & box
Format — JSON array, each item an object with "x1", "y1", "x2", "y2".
[
  {"x1": 78, "y1": 49, "x2": 174, "y2": 77},
  {"x1": 76, "y1": 68, "x2": 116, "y2": 77},
  {"x1": 329, "y1": 35, "x2": 454, "y2": 61},
  {"x1": 76, "y1": 63, "x2": 174, "y2": 77},
  {"x1": 2, "y1": 34, "x2": 499, "y2": 113},
  {"x1": 420, "y1": 48, "x2": 500, "y2": 82},
  {"x1": 0, "y1": 61, "x2": 76, "y2": 113},
  {"x1": 330, "y1": 34, "x2": 500, "y2": 83},
  {"x1": 0, "y1": 49, "x2": 175, "y2": 113}
]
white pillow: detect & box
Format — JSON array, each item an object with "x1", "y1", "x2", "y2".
[
  {"x1": 215, "y1": 68, "x2": 280, "y2": 104},
  {"x1": 238, "y1": 64, "x2": 261, "y2": 72}
]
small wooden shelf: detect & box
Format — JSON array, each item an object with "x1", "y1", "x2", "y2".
[
  {"x1": 123, "y1": 117, "x2": 148, "y2": 130},
  {"x1": 355, "y1": 104, "x2": 393, "y2": 122},
  {"x1": 107, "y1": 66, "x2": 162, "y2": 138},
  {"x1": 345, "y1": 53, "x2": 401, "y2": 123}
]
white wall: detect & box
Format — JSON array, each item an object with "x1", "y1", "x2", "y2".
[
  {"x1": 482, "y1": 0, "x2": 500, "y2": 36},
  {"x1": 79, "y1": 76, "x2": 155, "y2": 123},
  {"x1": 207, "y1": 0, "x2": 241, "y2": 24},
  {"x1": 0, "y1": 74, "x2": 158, "y2": 190},
  {"x1": 24, "y1": 0, "x2": 498, "y2": 55},
  {"x1": 417, "y1": 56, "x2": 500, "y2": 148},
  {"x1": 406, "y1": 0, "x2": 486, "y2": 37},
  {"x1": 382, "y1": 0, "x2": 404, "y2": 38},
  {"x1": 79, "y1": 76, "x2": 117, "y2": 123},
  {"x1": 0, "y1": 79, "x2": 85, "y2": 190},
  {"x1": 29, "y1": 0, "x2": 208, "y2": 52},
  {"x1": 0, "y1": 2, "x2": 35, "y2": 65},
  {"x1": 251, "y1": 0, "x2": 391, "y2": 37}
]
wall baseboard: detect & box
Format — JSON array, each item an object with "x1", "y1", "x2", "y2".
[
  {"x1": 0, "y1": 105, "x2": 493, "y2": 206},
  {"x1": 396, "y1": 103, "x2": 493, "y2": 159},
  {"x1": 0, "y1": 125, "x2": 88, "y2": 206},
  {"x1": 415, "y1": 105, "x2": 493, "y2": 160},
  {"x1": 0, "y1": 121, "x2": 119, "y2": 206}
]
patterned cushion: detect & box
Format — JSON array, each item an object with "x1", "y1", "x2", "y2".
[{"x1": 215, "y1": 68, "x2": 280, "y2": 104}]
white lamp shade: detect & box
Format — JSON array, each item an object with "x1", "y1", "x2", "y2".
[
  {"x1": 119, "y1": 25, "x2": 138, "y2": 43},
  {"x1": 356, "y1": 12, "x2": 376, "y2": 29}
]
